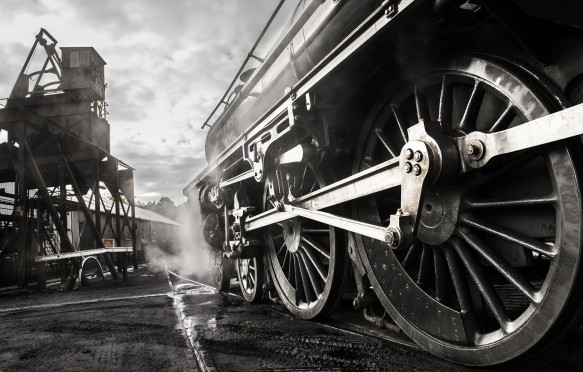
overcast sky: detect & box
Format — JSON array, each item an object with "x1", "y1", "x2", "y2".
[{"x1": 0, "y1": 0, "x2": 298, "y2": 204}]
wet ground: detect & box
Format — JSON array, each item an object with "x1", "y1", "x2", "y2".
[
  {"x1": 171, "y1": 279, "x2": 470, "y2": 372},
  {"x1": 1, "y1": 267, "x2": 583, "y2": 371},
  {"x1": 0, "y1": 270, "x2": 198, "y2": 372}
]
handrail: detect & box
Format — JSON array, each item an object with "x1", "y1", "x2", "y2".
[{"x1": 201, "y1": 0, "x2": 286, "y2": 129}]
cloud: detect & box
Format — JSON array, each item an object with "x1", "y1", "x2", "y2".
[
  {"x1": 0, "y1": 0, "x2": 49, "y2": 21},
  {"x1": 0, "y1": 43, "x2": 30, "y2": 95},
  {"x1": 0, "y1": 0, "x2": 299, "y2": 205}
]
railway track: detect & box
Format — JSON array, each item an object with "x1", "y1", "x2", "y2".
[
  {"x1": 166, "y1": 266, "x2": 583, "y2": 371},
  {"x1": 165, "y1": 267, "x2": 475, "y2": 371}
]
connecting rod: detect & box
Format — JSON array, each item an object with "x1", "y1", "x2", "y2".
[{"x1": 245, "y1": 103, "x2": 583, "y2": 248}]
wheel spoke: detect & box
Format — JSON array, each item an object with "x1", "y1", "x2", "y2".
[
  {"x1": 457, "y1": 227, "x2": 540, "y2": 303},
  {"x1": 415, "y1": 85, "x2": 431, "y2": 122},
  {"x1": 433, "y1": 246, "x2": 449, "y2": 304},
  {"x1": 459, "y1": 80, "x2": 485, "y2": 132},
  {"x1": 310, "y1": 180, "x2": 318, "y2": 193},
  {"x1": 360, "y1": 159, "x2": 373, "y2": 170},
  {"x1": 297, "y1": 253, "x2": 314, "y2": 303},
  {"x1": 443, "y1": 244, "x2": 480, "y2": 341},
  {"x1": 301, "y1": 235, "x2": 330, "y2": 260},
  {"x1": 300, "y1": 242, "x2": 327, "y2": 281},
  {"x1": 299, "y1": 163, "x2": 308, "y2": 190},
  {"x1": 277, "y1": 241, "x2": 286, "y2": 256},
  {"x1": 460, "y1": 214, "x2": 556, "y2": 257},
  {"x1": 464, "y1": 148, "x2": 543, "y2": 192},
  {"x1": 391, "y1": 103, "x2": 409, "y2": 144},
  {"x1": 488, "y1": 103, "x2": 516, "y2": 132},
  {"x1": 299, "y1": 249, "x2": 323, "y2": 297},
  {"x1": 402, "y1": 241, "x2": 422, "y2": 268},
  {"x1": 417, "y1": 243, "x2": 433, "y2": 286},
  {"x1": 293, "y1": 254, "x2": 302, "y2": 295},
  {"x1": 375, "y1": 129, "x2": 398, "y2": 158},
  {"x1": 276, "y1": 169, "x2": 284, "y2": 194},
  {"x1": 463, "y1": 194, "x2": 558, "y2": 210},
  {"x1": 450, "y1": 237, "x2": 511, "y2": 332},
  {"x1": 438, "y1": 75, "x2": 453, "y2": 128},
  {"x1": 283, "y1": 250, "x2": 290, "y2": 276}
]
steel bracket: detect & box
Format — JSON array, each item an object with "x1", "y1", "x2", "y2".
[
  {"x1": 225, "y1": 206, "x2": 260, "y2": 259},
  {"x1": 384, "y1": 0, "x2": 400, "y2": 18}
]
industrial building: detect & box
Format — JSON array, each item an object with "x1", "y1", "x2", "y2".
[{"x1": 0, "y1": 29, "x2": 136, "y2": 289}]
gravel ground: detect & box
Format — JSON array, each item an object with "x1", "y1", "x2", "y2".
[
  {"x1": 0, "y1": 270, "x2": 198, "y2": 372},
  {"x1": 172, "y1": 280, "x2": 473, "y2": 372},
  {"x1": 2, "y1": 267, "x2": 583, "y2": 371}
]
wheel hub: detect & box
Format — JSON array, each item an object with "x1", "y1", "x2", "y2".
[
  {"x1": 417, "y1": 188, "x2": 461, "y2": 245},
  {"x1": 282, "y1": 219, "x2": 301, "y2": 253}
]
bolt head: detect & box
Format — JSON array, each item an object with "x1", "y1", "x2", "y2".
[
  {"x1": 414, "y1": 151, "x2": 423, "y2": 162},
  {"x1": 465, "y1": 140, "x2": 485, "y2": 160},
  {"x1": 413, "y1": 164, "x2": 422, "y2": 176},
  {"x1": 385, "y1": 228, "x2": 401, "y2": 248},
  {"x1": 405, "y1": 148, "x2": 414, "y2": 160},
  {"x1": 404, "y1": 162, "x2": 412, "y2": 173},
  {"x1": 385, "y1": 231, "x2": 396, "y2": 245}
]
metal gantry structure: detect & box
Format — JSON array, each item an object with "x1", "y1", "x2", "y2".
[{"x1": 0, "y1": 29, "x2": 136, "y2": 289}]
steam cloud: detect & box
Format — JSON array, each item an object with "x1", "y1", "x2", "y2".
[{"x1": 143, "y1": 200, "x2": 213, "y2": 282}]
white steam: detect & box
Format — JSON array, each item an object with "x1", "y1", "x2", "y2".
[{"x1": 143, "y1": 200, "x2": 213, "y2": 282}]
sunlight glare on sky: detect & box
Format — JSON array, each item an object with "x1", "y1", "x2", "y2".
[{"x1": 0, "y1": 0, "x2": 298, "y2": 203}]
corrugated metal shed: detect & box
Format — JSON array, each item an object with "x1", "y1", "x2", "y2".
[
  {"x1": 134, "y1": 207, "x2": 182, "y2": 227},
  {"x1": 84, "y1": 196, "x2": 182, "y2": 227}
]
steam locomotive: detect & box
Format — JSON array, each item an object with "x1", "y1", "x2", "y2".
[{"x1": 184, "y1": 0, "x2": 583, "y2": 366}]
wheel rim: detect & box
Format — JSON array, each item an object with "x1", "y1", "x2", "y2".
[
  {"x1": 237, "y1": 256, "x2": 264, "y2": 303},
  {"x1": 214, "y1": 256, "x2": 231, "y2": 292},
  {"x1": 264, "y1": 162, "x2": 347, "y2": 319},
  {"x1": 354, "y1": 56, "x2": 583, "y2": 365}
]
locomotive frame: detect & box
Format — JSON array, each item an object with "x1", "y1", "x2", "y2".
[{"x1": 185, "y1": 0, "x2": 583, "y2": 366}]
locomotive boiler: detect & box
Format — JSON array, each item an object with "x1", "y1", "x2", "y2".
[{"x1": 184, "y1": 0, "x2": 583, "y2": 366}]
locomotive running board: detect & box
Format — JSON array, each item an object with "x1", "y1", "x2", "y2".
[{"x1": 245, "y1": 103, "x2": 583, "y2": 241}]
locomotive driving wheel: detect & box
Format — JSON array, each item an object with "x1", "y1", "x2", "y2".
[
  {"x1": 264, "y1": 161, "x2": 347, "y2": 319},
  {"x1": 213, "y1": 254, "x2": 232, "y2": 292},
  {"x1": 354, "y1": 55, "x2": 583, "y2": 365},
  {"x1": 237, "y1": 256, "x2": 264, "y2": 303}
]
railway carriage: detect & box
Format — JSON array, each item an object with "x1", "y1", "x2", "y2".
[{"x1": 184, "y1": 0, "x2": 583, "y2": 365}]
